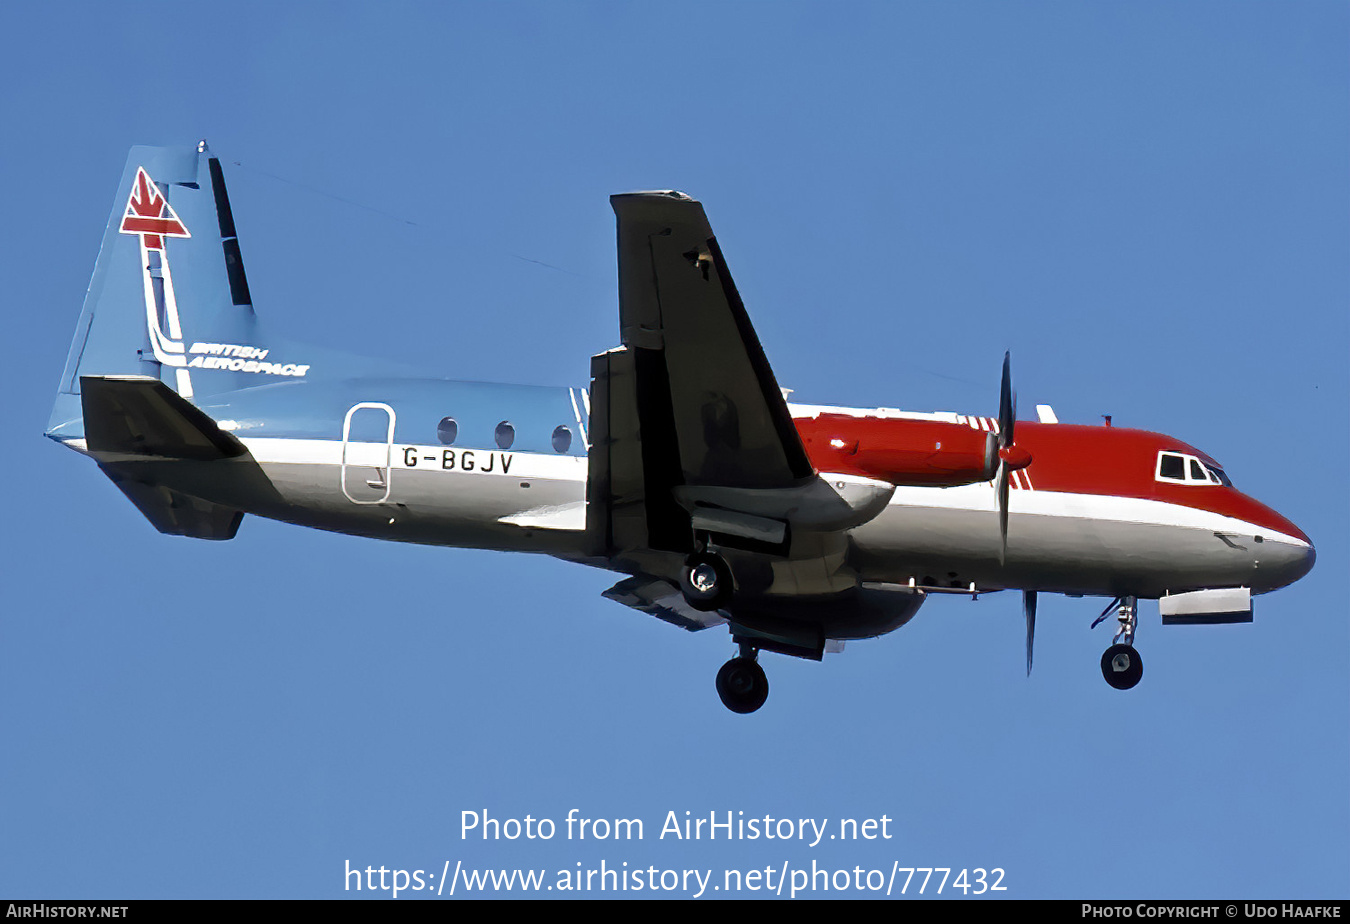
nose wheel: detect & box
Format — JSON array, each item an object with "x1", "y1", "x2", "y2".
[
  {"x1": 1094, "y1": 595, "x2": 1143, "y2": 690},
  {"x1": 1101, "y1": 643, "x2": 1143, "y2": 690},
  {"x1": 715, "y1": 645, "x2": 768, "y2": 714}
]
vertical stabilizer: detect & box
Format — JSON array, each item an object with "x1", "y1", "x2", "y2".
[{"x1": 48, "y1": 144, "x2": 306, "y2": 442}]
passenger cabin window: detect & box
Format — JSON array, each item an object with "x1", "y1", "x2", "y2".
[
  {"x1": 495, "y1": 421, "x2": 515, "y2": 450},
  {"x1": 552, "y1": 425, "x2": 572, "y2": 454},
  {"x1": 437, "y1": 417, "x2": 458, "y2": 445},
  {"x1": 1156, "y1": 451, "x2": 1227, "y2": 487}
]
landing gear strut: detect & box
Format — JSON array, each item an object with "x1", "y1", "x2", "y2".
[
  {"x1": 1098, "y1": 595, "x2": 1143, "y2": 690},
  {"x1": 716, "y1": 642, "x2": 768, "y2": 714}
]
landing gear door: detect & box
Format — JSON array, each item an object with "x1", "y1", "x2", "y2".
[{"x1": 341, "y1": 402, "x2": 396, "y2": 504}]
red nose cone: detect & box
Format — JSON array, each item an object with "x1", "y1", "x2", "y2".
[{"x1": 999, "y1": 445, "x2": 1033, "y2": 471}]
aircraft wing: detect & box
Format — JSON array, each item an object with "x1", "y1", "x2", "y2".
[
  {"x1": 588, "y1": 193, "x2": 891, "y2": 603},
  {"x1": 610, "y1": 192, "x2": 814, "y2": 492}
]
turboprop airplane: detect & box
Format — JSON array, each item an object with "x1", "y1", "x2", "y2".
[{"x1": 46, "y1": 144, "x2": 1315, "y2": 713}]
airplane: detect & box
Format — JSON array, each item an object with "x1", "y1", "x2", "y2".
[{"x1": 46, "y1": 143, "x2": 1316, "y2": 714}]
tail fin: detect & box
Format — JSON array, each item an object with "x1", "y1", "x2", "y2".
[{"x1": 48, "y1": 143, "x2": 306, "y2": 442}]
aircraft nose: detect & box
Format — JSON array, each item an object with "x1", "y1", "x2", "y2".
[
  {"x1": 1231, "y1": 493, "x2": 1314, "y2": 592},
  {"x1": 1257, "y1": 532, "x2": 1315, "y2": 591}
]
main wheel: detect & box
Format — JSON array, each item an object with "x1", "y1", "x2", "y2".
[
  {"x1": 1101, "y1": 644, "x2": 1143, "y2": 690},
  {"x1": 715, "y1": 657, "x2": 769, "y2": 714},
  {"x1": 681, "y1": 552, "x2": 733, "y2": 612}
]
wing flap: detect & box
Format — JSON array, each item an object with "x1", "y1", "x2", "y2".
[{"x1": 602, "y1": 576, "x2": 728, "y2": 632}]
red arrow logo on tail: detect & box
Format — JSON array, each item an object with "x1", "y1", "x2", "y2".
[{"x1": 119, "y1": 167, "x2": 190, "y2": 248}]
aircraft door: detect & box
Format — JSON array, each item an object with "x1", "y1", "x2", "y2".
[{"x1": 341, "y1": 402, "x2": 396, "y2": 504}]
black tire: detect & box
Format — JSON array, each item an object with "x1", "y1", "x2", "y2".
[
  {"x1": 715, "y1": 657, "x2": 769, "y2": 714},
  {"x1": 681, "y1": 552, "x2": 733, "y2": 612},
  {"x1": 1101, "y1": 644, "x2": 1144, "y2": 690}
]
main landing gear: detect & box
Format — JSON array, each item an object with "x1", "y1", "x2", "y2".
[
  {"x1": 716, "y1": 642, "x2": 768, "y2": 714},
  {"x1": 1096, "y1": 595, "x2": 1143, "y2": 690},
  {"x1": 677, "y1": 538, "x2": 768, "y2": 713},
  {"x1": 680, "y1": 538, "x2": 734, "y2": 613}
]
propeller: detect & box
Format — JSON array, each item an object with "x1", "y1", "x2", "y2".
[
  {"x1": 1024, "y1": 590, "x2": 1037, "y2": 676},
  {"x1": 994, "y1": 352, "x2": 1032, "y2": 563},
  {"x1": 996, "y1": 353, "x2": 1014, "y2": 563},
  {"x1": 994, "y1": 354, "x2": 1036, "y2": 673}
]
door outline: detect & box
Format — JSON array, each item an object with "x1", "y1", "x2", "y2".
[{"x1": 341, "y1": 402, "x2": 396, "y2": 504}]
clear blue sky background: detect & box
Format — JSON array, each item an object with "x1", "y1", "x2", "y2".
[{"x1": 2, "y1": 1, "x2": 1346, "y2": 900}]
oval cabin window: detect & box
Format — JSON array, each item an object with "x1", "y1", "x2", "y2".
[{"x1": 437, "y1": 417, "x2": 458, "y2": 445}]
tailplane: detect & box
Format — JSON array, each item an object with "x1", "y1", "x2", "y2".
[{"x1": 78, "y1": 374, "x2": 248, "y2": 540}]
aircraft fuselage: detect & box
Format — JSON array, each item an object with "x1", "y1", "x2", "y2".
[{"x1": 64, "y1": 375, "x2": 1313, "y2": 610}]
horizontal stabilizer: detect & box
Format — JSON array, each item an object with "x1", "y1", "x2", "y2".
[
  {"x1": 603, "y1": 576, "x2": 728, "y2": 631},
  {"x1": 100, "y1": 470, "x2": 243, "y2": 540},
  {"x1": 81, "y1": 375, "x2": 247, "y2": 460}
]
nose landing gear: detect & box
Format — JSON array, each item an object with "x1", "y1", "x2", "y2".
[
  {"x1": 715, "y1": 643, "x2": 768, "y2": 714},
  {"x1": 1094, "y1": 595, "x2": 1143, "y2": 690}
]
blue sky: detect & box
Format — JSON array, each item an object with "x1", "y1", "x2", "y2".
[{"x1": 2, "y1": 1, "x2": 1346, "y2": 899}]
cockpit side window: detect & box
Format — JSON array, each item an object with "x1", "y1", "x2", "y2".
[
  {"x1": 1158, "y1": 452, "x2": 1186, "y2": 481},
  {"x1": 1189, "y1": 459, "x2": 1207, "y2": 482}
]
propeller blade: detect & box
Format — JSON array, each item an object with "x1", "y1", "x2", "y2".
[
  {"x1": 996, "y1": 351, "x2": 1015, "y2": 564},
  {"x1": 997, "y1": 463, "x2": 1010, "y2": 564},
  {"x1": 999, "y1": 351, "x2": 1015, "y2": 448},
  {"x1": 1024, "y1": 590, "x2": 1037, "y2": 676}
]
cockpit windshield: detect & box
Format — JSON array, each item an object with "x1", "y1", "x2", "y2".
[{"x1": 1156, "y1": 451, "x2": 1233, "y2": 488}]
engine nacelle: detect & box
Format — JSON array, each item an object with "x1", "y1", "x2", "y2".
[{"x1": 797, "y1": 414, "x2": 1002, "y2": 487}]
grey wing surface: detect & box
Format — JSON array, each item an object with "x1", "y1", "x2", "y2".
[{"x1": 610, "y1": 191, "x2": 813, "y2": 491}]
